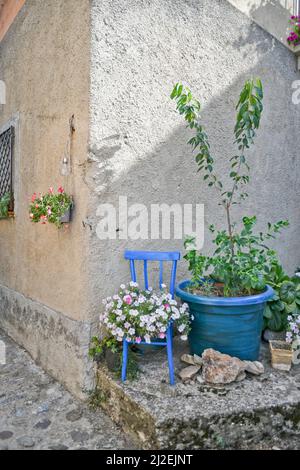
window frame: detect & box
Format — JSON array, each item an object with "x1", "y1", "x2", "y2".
[{"x1": 0, "y1": 124, "x2": 14, "y2": 212}]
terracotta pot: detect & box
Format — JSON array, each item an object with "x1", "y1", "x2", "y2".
[{"x1": 269, "y1": 340, "x2": 293, "y2": 371}]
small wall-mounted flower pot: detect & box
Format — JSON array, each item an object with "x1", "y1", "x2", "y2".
[
  {"x1": 60, "y1": 206, "x2": 72, "y2": 224},
  {"x1": 269, "y1": 340, "x2": 293, "y2": 371}
]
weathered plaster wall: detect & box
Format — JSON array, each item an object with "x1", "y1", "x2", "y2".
[
  {"x1": 227, "y1": 1, "x2": 294, "y2": 47},
  {"x1": 89, "y1": 0, "x2": 300, "y2": 317},
  {"x1": 0, "y1": 0, "x2": 92, "y2": 397}
]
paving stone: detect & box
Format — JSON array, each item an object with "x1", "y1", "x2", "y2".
[
  {"x1": 34, "y1": 419, "x2": 51, "y2": 429},
  {"x1": 17, "y1": 436, "x2": 35, "y2": 448},
  {"x1": 0, "y1": 329, "x2": 137, "y2": 450},
  {"x1": 66, "y1": 409, "x2": 83, "y2": 422},
  {"x1": 48, "y1": 444, "x2": 69, "y2": 450},
  {"x1": 37, "y1": 403, "x2": 49, "y2": 414},
  {"x1": 0, "y1": 431, "x2": 13, "y2": 440},
  {"x1": 70, "y1": 430, "x2": 89, "y2": 443}
]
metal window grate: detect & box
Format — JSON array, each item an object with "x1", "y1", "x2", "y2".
[{"x1": 0, "y1": 126, "x2": 14, "y2": 211}]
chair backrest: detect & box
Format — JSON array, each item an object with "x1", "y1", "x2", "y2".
[{"x1": 124, "y1": 250, "x2": 180, "y2": 298}]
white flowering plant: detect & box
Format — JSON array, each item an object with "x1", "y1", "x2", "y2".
[
  {"x1": 100, "y1": 282, "x2": 191, "y2": 345},
  {"x1": 286, "y1": 313, "x2": 300, "y2": 348}
]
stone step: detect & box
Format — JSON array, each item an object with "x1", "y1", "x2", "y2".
[{"x1": 96, "y1": 339, "x2": 300, "y2": 449}]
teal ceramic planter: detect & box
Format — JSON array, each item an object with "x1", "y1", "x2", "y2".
[{"x1": 176, "y1": 280, "x2": 274, "y2": 361}]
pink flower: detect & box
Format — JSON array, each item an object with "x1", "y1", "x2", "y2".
[
  {"x1": 40, "y1": 215, "x2": 47, "y2": 224},
  {"x1": 123, "y1": 295, "x2": 132, "y2": 305},
  {"x1": 135, "y1": 337, "x2": 142, "y2": 344},
  {"x1": 164, "y1": 303, "x2": 170, "y2": 310},
  {"x1": 49, "y1": 187, "x2": 54, "y2": 194},
  {"x1": 58, "y1": 186, "x2": 64, "y2": 194},
  {"x1": 35, "y1": 204, "x2": 39, "y2": 209},
  {"x1": 47, "y1": 208, "x2": 52, "y2": 215},
  {"x1": 31, "y1": 193, "x2": 37, "y2": 203},
  {"x1": 158, "y1": 333, "x2": 166, "y2": 339}
]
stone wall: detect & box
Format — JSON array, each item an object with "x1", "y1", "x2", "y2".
[
  {"x1": 89, "y1": 0, "x2": 300, "y2": 317},
  {"x1": 0, "y1": 0, "x2": 92, "y2": 397}
]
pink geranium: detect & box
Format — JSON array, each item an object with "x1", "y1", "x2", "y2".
[{"x1": 123, "y1": 295, "x2": 132, "y2": 305}]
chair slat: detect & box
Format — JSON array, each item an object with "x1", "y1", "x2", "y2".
[
  {"x1": 125, "y1": 250, "x2": 180, "y2": 261},
  {"x1": 170, "y1": 260, "x2": 177, "y2": 298},
  {"x1": 144, "y1": 260, "x2": 149, "y2": 290},
  {"x1": 130, "y1": 259, "x2": 136, "y2": 282},
  {"x1": 159, "y1": 260, "x2": 163, "y2": 289}
]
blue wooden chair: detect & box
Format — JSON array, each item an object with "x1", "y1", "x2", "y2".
[{"x1": 121, "y1": 250, "x2": 181, "y2": 385}]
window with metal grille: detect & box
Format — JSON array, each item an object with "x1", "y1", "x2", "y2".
[{"x1": 0, "y1": 126, "x2": 14, "y2": 211}]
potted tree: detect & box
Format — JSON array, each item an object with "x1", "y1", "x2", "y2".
[{"x1": 172, "y1": 80, "x2": 288, "y2": 361}]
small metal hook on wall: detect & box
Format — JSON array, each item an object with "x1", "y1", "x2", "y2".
[
  {"x1": 61, "y1": 115, "x2": 76, "y2": 176},
  {"x1": 70, "y1": 114, "x2": 76, "y2": 134}
]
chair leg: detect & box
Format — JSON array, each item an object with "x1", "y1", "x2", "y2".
[
  {"x1": 166, "y1": 325, "x2": 175, "y2": 385},
  {"x1": 121, "y1": 339, "x2": 128, "y2": 382}
]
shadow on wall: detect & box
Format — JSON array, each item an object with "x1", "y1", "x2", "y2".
[
  {"x1": 232, "y1": 0, "x2": 293, "y2": 50},
  {"x1": 86, "y1": 19, "x2": 300, "y2": 320}
]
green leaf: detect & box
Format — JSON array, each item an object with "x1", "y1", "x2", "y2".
[
  {"x1": 267, "y1": 309, "x2": 283, "y2": 332},
  {"x1": 264, "y1": 305, "x2": 273, "y2": 319},
  {"x1": 279, "y1": 281, "x2": 296, "y2": 304}
]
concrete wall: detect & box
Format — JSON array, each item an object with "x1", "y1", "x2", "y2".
[
  {"x1": 0, "y1": 0, "x2": 92, "y2": 397},
  {"x1": 89, "y1": 0, "x2": 300, "y2": 317},
  {"x1": 228, "y1": 1, "x2": 294, "y2": 47}
]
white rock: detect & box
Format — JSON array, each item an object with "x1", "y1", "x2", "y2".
[
  {"x1": 236, "y1": 371, "x2": 246, "y2": 382},
  {"x1": 196, "y1": 375, "x2": 205, "y2": 384},
  {"x1": 180, "y1": 354, "x2": 195, "y2": 365},
  {"x1": 243, "y1": 360, "x2": 264, "y2": 375},
  {"x1": 193, "y1": 354, "x2": 203, "y2": 366},
  {"x1": 179, "y1": 365, "x2": 201, "y2": 383}
]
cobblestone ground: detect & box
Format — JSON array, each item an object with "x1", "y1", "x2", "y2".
[{"x1": 0, "y1": 330, "x2": 136, "y2": 450}]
